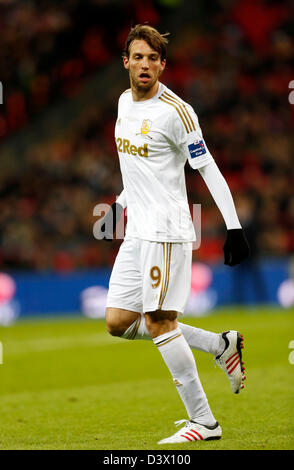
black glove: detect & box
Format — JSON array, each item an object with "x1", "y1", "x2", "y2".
[
  {"x1": 223, "y1": 228, "x2": 250, "y2": 266},
  {"x1": 99, "y1": 202, "x2": 124, "y2": 241}
]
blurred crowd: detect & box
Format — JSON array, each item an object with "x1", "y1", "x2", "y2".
[{"x1": 0, "y1": 0, "x2": 293, "y2": 271}]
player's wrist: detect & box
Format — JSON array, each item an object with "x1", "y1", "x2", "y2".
[{"x1": 226, "y1": 228, "x2": 243, "y2": 237}]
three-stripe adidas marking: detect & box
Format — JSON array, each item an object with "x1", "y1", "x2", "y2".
[
  {"x1": 159, "y1": 92, "x2": 196, "y2": 134},
  {"x1": 226, "y1": 351, "x2": 240, "y2": 375},
  {"x1": 181, "y1": 430, "x2": 203, "y2": 441},
  {"x1": 158, "y1": 243, "x2": 172, "y2": 310}
]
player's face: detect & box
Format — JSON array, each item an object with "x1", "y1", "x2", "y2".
[{"x1": 123, "y1": 40, "x2": 166, "y2": 97}]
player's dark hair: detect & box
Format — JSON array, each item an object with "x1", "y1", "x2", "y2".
[{"x1": 123, "y1": 24, "x2": 169, "y2": 61}]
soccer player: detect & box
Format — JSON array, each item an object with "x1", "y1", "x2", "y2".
[{"x1": 101, "y1": 25, "x2": 249, "y2": 444}]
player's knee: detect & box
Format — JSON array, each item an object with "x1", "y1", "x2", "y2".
[
  {"x1": 146, "y1": 310, "x2": 177, "y2": 323},
  {"x1": 106, "y1": 307, "x2": 141, "y2": 337},
  {"x1": 145, "y1": 310, "x2": 178, "y2": 338},
  {"x1": 106, "y1": 319, "x2": 125, "y2": 337},
  {"x1": 105, "y1": 309, "x2": 125, "y2": 337}
]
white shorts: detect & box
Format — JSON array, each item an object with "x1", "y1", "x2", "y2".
[{"x1": 106, "y1": 238, "x2": 192, "y2": 314}]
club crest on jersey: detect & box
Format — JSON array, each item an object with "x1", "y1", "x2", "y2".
[
  {"x1": 188, "y1": 140, "x2": 206, "y2": 158},
  {"x1": 141, "y1": 119, "x2": 152, "y2": 135}
]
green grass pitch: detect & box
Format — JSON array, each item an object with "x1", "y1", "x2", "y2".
[{"x1": 0, "y1": 307, "x2": 293, "y2": 450}]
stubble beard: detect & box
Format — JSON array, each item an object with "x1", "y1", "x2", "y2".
[{"x1": 130, "y1": 71, "x2": 157, "y2": 95}]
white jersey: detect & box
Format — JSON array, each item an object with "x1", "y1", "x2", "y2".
[{"x1": 115, "y1": 82, "x2": 214, "y2": 242}]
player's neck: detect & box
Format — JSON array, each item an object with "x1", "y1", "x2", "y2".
[{"x1": 131, "y1": 81, "x2": 159, "y2": 102}]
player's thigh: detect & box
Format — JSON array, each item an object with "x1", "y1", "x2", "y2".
[
  {"x1": 106, "y1": 238, "x2": 143, "y2": 314},
  {"x1": 106, "y1": 307, "x2": 141, "y2": 336},
  {"x1": 141, "y1": 241, "x2": 192, "y2": 314}
]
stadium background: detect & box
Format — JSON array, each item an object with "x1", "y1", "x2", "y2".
[
  {"x1": 0, "y1": 0, "x2": 293, "y2": 320},
  {"x1": 0, "y1": 0, "x2": 293, "y2": 452}
]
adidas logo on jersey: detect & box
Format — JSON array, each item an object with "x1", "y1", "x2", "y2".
[{"x1": 116, "y1": 137, "x2": 148, "y2": 158}]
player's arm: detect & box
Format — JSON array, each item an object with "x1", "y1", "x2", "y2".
[
  {"x1": 198, "y1": 161, "x2": 250, "y2": 266},
  {"x1": 171, "y1": 104, "x2": 249, "y2": 266},
  {"x1": 98, "y1": 190, "x2": 126, "y2": 241}
]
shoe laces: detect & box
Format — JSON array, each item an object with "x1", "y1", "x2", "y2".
[{"x1": 174, "y1": 419, "x2": 190, "y2": 428}]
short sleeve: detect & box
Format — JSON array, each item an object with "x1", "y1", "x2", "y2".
[{"x1": 169, "y1": 103, "x2": 214, "y2": 170}]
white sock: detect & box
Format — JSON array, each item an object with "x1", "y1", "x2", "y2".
[
  {"x1": 122, "y1": 317, "x2": 224, "y2": 356},
  {"x1": 153, "y1": 327, "x2": 216, "y2": 426},
  {"x1": 179, "y1": 322, "x2": 224, "y2": 356}
]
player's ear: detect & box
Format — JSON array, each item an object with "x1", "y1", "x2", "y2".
[
  {"x1": 159, "y1": 59, "x2": 166, "y2": 75},
  {"x1": 123, "y1": 56, "x2": 129, "y2": 70}
]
